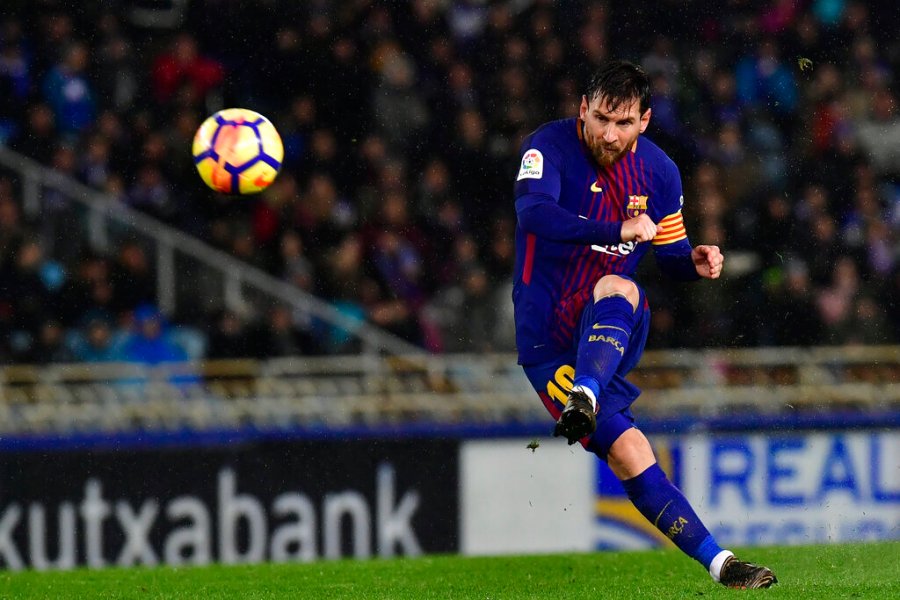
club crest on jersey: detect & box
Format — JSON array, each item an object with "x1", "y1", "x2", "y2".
[
  {"x1": 627, "y1": 195, "x2": 648, "y2": 218},
  {"x1": 517, "y1": 149, "x2": 544, "y2": 180}
]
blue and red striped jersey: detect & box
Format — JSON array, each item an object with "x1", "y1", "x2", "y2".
[{"x1": 513, "y1": 117, "x2": 693, "y2": 365}]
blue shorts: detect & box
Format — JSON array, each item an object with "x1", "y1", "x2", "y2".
[{"x1": 522, "y1": 277, "x2": 651, "y2": 459}]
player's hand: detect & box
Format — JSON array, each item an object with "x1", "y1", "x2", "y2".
[
  {"x1": 692, "y1": 245, "x2": 724, "y2": 279},
  {"x1": 620, "y1": 214, "x2": 658, "y2": 243}
]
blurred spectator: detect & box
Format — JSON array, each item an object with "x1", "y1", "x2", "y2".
[
  {"x1": 0, "y1": 181, "x2": 24, "y2": 269},
  {"x1": 162, "y1": 109, "x2": 203, "y2": 186},
  {"x1": 279, "y1": 230, "x2": 315, "y2": 293},
  {"x1": 17, "y1": 319, "x2": 75, "y2": 364},
  {"x1": 846, "y1": 296, "x2": 892, "y2": 345},
  {"x1": 762, "y1": 260, "x2": 823, "y2": 346},
  {"x1": 734, "y1": 38, "x2": 798, "y2": 122},
  {"x1": 121, "y1": 304, "x2": 194, "y2": 377},
  {"x1": 278, "y1": 95, "x2": 316, "y2": 171},
  {"x1": 316, "y1": 234, "x2": 370, "y2": 352},
  {"x1": 93, "y1": 14, "x2": 140, "y2": 112},
  {"x1": 71, "y1": 314, "x2": 126, "y2": 363},
  {"x1": 127, "y1": 164, "x2": 177, "y2": 222},
  {"x1": 0, "y1": 24, "x2": 30, "y2": 143},
  {"x1": 440, "y1": 265, "x2": 500, "y2": 353},
  {"x1": 8, "y1": 104, "x2": 57, "y2": 164},
  {"x1": 40, "y1": 143, "x2": 82, "y2": 262},
  {"x1": 42, "y1": 41, "x2": 95, "y2": 136},
  {"x1": 816, "y1": 256, "x2": 863, "y2": 343},
  {"x1": 372, "y1": 51, "x2": 430, "y2": 153},
  {"x1": 369, "y1": 229, "x2": 425, "y2": 309},
  {"x1": 250, "y1": 305, "x2": 320, "y2": 358},
  {"x1": 642, "y1": 36, "x2": 680, "y2": 87},
  {"x1": 854, "y1": 87, "x2": 900, "y2": 177},
  {"x1": 448, "y1": 0, "x2": 489, "y2": 49},
  {"x1": 448, "y1": 107, "x2": 506, "y2": 237},
  {"x1": 415, "y1": 156, "x2": 456, "y2": 218},
  {"x1": 57, "y1": 253, "x2": 107, "y2": 325},
  {"x1": 110, "y1": 241, "x2": 157, "y2": 313},
  {"x1": 251, "y1": 172, "x2": 298, "y2": 258},
  {"x1": 150, "y1": 32, "x2": 224, "y2": 109},
  {"x1": 206, "y1": 309, "x2": 249, "y2": 359},
  {"x1": 79, "y1": 134, "x2": 113, "y2": 189},
  {"x1": 293, "y1": 172, "x2": 354, "y2": 251},
  {"x1": 1, "y1": 238, "x2": 59, "y2": 334}
]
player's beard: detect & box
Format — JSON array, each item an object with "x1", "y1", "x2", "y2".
[
  {"x1": 584, "y1": 126, "x2": 639, "y2": 167},
  {"x1": 593, "y1": 143, "x2": 628, "y2": 167}
]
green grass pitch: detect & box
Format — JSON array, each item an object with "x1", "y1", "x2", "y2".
[{"x1": 1, "y1": 541, "x2": 897, "y2": 599}]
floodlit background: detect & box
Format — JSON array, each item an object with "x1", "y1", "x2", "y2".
[{"x1": 0, "y1": 0, "x2": 897, "y2": 570}]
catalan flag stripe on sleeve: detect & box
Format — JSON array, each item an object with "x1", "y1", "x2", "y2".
[{"x1": 652, "y1": 211, "x2": 687, "y2": 245}]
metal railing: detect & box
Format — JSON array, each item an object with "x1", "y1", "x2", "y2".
[
  {"x1": 0, "y1": 347, "x2": 897, "y2": 437},
  {"x1": 0, "y1": 145, "x2": 424, "y2": 356}
]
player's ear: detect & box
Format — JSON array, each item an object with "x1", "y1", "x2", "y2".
[
  {"x1": 579, "y1": 95, "x2": 589, "y2": 120},
  {"x1": 639, "y1": 107, "x2": 651, "y2": 133}
]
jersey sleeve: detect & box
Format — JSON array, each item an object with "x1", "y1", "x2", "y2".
[
  {"x1": 650, "y1": 158, "x2": 689, "y2": 247},
  {"x1": 651, "y1": 158, "x2": 699, "y2": 280},
  {"x1": 513, "y1": 129, "x2": 563, "y2": 209}
]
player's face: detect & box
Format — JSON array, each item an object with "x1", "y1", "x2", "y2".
[{"x1": 579, "y1": 95, "x2": 650, "y2": 167}]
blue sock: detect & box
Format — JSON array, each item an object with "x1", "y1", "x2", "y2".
[
  {"x1": 572, "y1": 295, "x2": 634, "y2": 401},
  {"x1": 621, "y1": 463, "x2": 724, "y2": 569}
]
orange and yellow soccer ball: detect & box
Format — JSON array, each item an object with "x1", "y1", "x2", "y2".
[{"x1": 192, "y1": 108, "x2": 283, "y2": 194}]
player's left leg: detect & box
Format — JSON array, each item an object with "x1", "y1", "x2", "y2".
[
  {"x1": 570, "y1": 277, "x2": 776, "y2": 588},
  {"x1": 604, "y1": 427, "x2": 729, "y2": 574},
  {"x1": 601, "y1": 424, "x2": 777, "y2": 588}
]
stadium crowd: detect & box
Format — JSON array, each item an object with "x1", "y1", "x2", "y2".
[{"x1": 0, "y1": 0, "x2": 898, "y2": 364}]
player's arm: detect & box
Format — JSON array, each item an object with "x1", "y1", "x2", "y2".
[
  {"x1": 651, "y1": 159, "x2": 723, "y2": 280},
  {"x1": 653, "y1": 237, "x2": 701, "y2": 281},
  {"x1": 654, "y1": 234, "x2": 724, "y2": 280},
  {"x1": 516, "y1": 195, "x2": 623, "y2": 245},
  {"x1": 514, "y1": 137, "x2": 637, "y2": 245}
]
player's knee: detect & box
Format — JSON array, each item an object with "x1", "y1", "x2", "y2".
[
  {"x1": 592, "y1": 275, "x2": 639, "y2": 311},
  {"x1": 606, "y1": 428, "x2": 656, "y2": 480}
]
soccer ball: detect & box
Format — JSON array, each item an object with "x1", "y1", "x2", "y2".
[{"x1": 192, "y1": 108, "x2": 283, "y2": 195}]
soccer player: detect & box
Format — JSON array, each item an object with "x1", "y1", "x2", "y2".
[{"x1": 512, "y1": 60, "x2": 776, "y2": 589}]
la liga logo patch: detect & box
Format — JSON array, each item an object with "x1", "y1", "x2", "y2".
[{"x1": 517, "y1": 148, "x2": 544, "y2": 180}]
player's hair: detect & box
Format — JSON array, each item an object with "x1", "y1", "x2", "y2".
[{"x1": 585, "y1": 60, "x2": 651, "y2": 114}]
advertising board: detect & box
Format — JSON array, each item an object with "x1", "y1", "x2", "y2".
[
  {"x1": 596, "y1": 431, "x2": 900, "y2": 549},
  {"x1": 0, "y1": 439, "x2": 459, "y2": 570}
]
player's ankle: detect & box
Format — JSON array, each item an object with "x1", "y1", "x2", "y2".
[
  {"x1": 570, "y1": 384, "x2": 597, "y2": 412},
  {"x1": 709, "y1": 550, "x2": 734, "y2": 582}
]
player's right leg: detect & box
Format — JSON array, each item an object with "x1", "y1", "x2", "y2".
[
  {"x1": 603, "y1": 425, "x2": 777, "y2": 588},
  {"x1": 555, "y1": 275, "x2": 640, "y2": 444},
  {"x1": 554, "y1": 275, "x2": 649, "y2": 444}
]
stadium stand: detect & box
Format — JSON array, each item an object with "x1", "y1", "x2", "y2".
[{"x1": 0, "y1": 0, "x2": 897, "y2": 368}]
